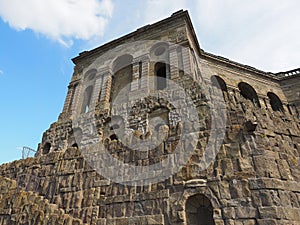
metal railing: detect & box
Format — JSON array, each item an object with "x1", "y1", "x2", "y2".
[{"x1": 21, "y1": 146, "x2": 36, "y2": 159}]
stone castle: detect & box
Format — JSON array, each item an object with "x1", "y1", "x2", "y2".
[{"x1": 0, "y1": 10, "x2": 299, "y2": 225}]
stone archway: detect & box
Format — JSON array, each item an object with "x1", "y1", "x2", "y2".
[{"x1": 186, "y1": 194, "x2": 215, "y2": 225}]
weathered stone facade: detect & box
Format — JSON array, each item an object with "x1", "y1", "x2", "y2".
[{"x1": 0, "y1": 10, "x2": 299, "y2": 225}]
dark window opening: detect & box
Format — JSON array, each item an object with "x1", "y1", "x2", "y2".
[
  {"x1": 287, "y1": 104, "x2": 293, "y2": 115},
  {"x1": 211, "y1": 75, "x2": 227, "y2": 92},
  {"x1": 139, "y1": 61, "x2": 143, "y2": 88},
  {"x1": 186, "y1": 194, "x2": 215, "y2": 225},
  {"x1": 177, "y1": 46, "x2": 184, "y2": 76},
  {"x1": 81, "y1": 86, "x2": 93, "y2": 113},
  {"x1": 110, "y1": 134, "x2": 118, "y2": 141},
  {"x1": 267, "y1": 92, "x2": 284, "y2": 112},
  {"x1": 110, "y1": 124, "x2": 120, "y2": 130},
  {"x1": 72, "y1": 143, "x2": 78, "y2": 148},
  {"x1": 43, "y1": 142, "x2": 51, "y2": 155},
  {"x1": 238, "y1": 82, "x2": 261, "y2": 108},
  {"x1": 155, "y1": 62, "x2": 167, "y2": 90}
]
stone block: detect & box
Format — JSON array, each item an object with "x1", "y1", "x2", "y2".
[
  {"x1": 243, "y1": 219, "x2": 256, "y2": 225},
  {"x1": 253, "y1": 156, "x2": 281, "y2": 178},
  {"x1": 257, "y1": 219, "x2": 277, "y2": 225},
  {"x1": 222, "y1": 207, "x2": 236, "y2": 219},
  {"x1": 235, "y1": 207, "x2": 257, "y2": 219},
  {"x1": 258, "y1": 206, "x2": 285, "y2": 219}
]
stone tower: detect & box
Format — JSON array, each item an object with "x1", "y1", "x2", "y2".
[{"x1": 0, "y1": 10, "x2": 299, "y2": 225}]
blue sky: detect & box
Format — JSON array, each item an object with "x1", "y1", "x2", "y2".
[{"x1": 0, "y1": 0, "x2": 299, "y2": 164}]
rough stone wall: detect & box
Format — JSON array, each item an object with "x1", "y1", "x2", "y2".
[
  {"x1": 0, "y1": 176, "x2": 86, "y2": 225},
  {"x1": 1, "y1": 86, "x2": 299, "y2": 225},
  {"x1": 1, "y1": 10, "x2": 300, "y2": 225},
  {"x1": 280, "y1": 73, "x2": 300, "y2": 116}
]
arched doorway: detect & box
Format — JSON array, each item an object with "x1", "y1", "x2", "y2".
[{"x1": 186, "y1": 194, "x2": 215, "y2": 225}]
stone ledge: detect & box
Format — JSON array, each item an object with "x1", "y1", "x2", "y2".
[
  {"x1": 249, "y1": 178, "x2": 300, "y2": 192},
  {"x1": 258, "y1": 206, "x2": 300, "y2": 220}
]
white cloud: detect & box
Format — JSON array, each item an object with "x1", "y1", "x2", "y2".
[
  {"x1": 0, "y1": 70, "x2": 3, "y2": 75},
  {"x1": 193, "y1": 0, "x2": 300, "y2": 72},
  {"x1": 0, "y1": 0, "x2": 114, "y2": 46}
]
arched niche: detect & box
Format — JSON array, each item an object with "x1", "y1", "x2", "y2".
[
  {"x1": 186, "y1": 194, "x2": 215, "y2": 225},
  {"x1": 267, "y1": 92, "x2": 284, "y2": 112},
  {"x1": 211, "y1": 75, "x2": 227, "y2": 92},
  {"x1": 238, "y1": 82, "x2": 261, "y2": 107},
  {"x1": 42, "y1": 142, "x2": 51, "y2": 155}
]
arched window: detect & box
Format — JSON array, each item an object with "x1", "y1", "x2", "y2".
[
  {"x1": 267, "y1": 92, "x2": 284, "y2": 112},
  {"x1": 238, "y1": 82, "x2": 261, "y2": 107},
  {"x1": 81, "y1": 85, "x2": 93, "y2": 113},
  {"x1": 43, "y1": 142, "x2": 51, "y2": 154},
  {"x1": 155, "y1": 62, "x2": 167, "y2": 90},
  {"x1": 112, "y1": 54, "x2": 133, "y2": 74},
  {"x1": 186, "y1": 194, "x2": 215, "y2": 225},
  {"x1": 111, "y1": 54, "x2": 133, "y2": 102},
  {"x1": 211, "y1": 75, "x2": 227, "y2": 92}
]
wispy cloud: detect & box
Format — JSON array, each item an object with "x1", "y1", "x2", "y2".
[
  {"x1": 0, "y1": 70, "x2": 3, "y2": 75},
  {"x1": 0, "y1": 0, "x2": 114, "y2": 47}
]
